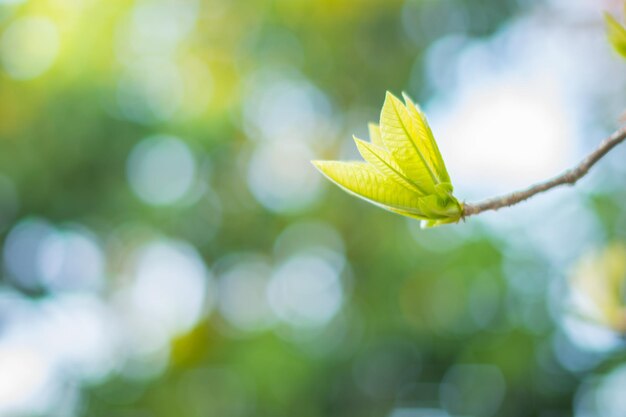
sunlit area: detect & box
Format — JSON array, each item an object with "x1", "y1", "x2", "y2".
[{"x1": 1, "y1": 0, "x2": 626, "y2": 416}]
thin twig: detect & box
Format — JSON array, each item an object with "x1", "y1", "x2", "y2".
[{"x1": 463, "y1": 125, "x2": 626, "y2": 217}]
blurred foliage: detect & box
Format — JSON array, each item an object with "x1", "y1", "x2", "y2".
[
  {"x1": 0, "y1": 1, "x2": 625, "y2": 417},
  {"x1": 606, "y1": 4, "x2": 626, "y2": 58}
]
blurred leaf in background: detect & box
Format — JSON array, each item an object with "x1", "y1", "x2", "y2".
[
  {"x1": 606, "y1": 3, "x2": 626, "y2": 58},
  {"x1": 568, "y1": 242, "x2": 626, "y2": 334}
]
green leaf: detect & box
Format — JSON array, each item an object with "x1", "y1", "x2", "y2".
[
  {"x1": 312, "y1": 160, "x2": 427, "y2": 215},
  {"x1": 353, "y1": 136, "x2": 425, "y2": 194},
  {"x1": 402, "y1": 92, "x2": 451, "y2": 183},
  {"x1": 368, "y1": 123, "x2": 385, "y2": 148},
  {"x1": 380, "y1": 92, "x2": 439, "y2": 193}
]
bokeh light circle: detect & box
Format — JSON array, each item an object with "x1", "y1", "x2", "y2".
[
  {"x1": 0, "y1": 16, "x2": 60, "y2": 80},
  {"x1": 3, "y1": 218, "x2": 56, "y2": 291},
  {"x1": 128, "y1": 239, "x2": 212, "y2": 345},
  {"x1": 217, "y1": 257, "x2": 276, "y2": 333},
  {"x1": 127, "y1": 135, "x2": 197, "y2": 206},
  {"x1": 268, "y1": 254, "x2": 343, "y2": 328},
  {"x1": 247, "y1": 141, "x2": 321, "y2": 213}
]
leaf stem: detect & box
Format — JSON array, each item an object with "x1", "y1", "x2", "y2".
[{"x1": 463, "y1": 125, "x2": 626, "y2": 217}]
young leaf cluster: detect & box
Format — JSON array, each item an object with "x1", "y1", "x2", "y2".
[{"x1": 313, "y1": 92, "x2": 462, "y2": 228}]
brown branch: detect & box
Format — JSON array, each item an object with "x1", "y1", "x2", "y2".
[{"x1": 463, "y1": 125, "x2": 626, "y2": 217}]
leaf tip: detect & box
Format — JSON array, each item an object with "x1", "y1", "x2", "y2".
[
  {"x1": 353, "y1": 136, "x2": 373, "y2": 161},
  {"x1": 311, "y1": 160, "x2": 326, "y2": 171},
  {"x1": 384, "y1": 91, "x2": 402, "y2": 108},
  {"x1": 401, "y1": 91, "x2": 414, "y2": 105}
]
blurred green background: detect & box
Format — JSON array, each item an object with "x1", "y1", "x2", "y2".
[{"x1": 0, "y1": 0, "x2": 626, "y2": 416}]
